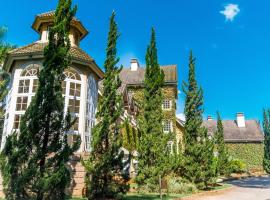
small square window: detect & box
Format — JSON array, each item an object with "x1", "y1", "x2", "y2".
[
  {"x1": 163, "y1": 100, "x2": 171, "y2": 110},
  {"x1": 163, "y1": 120, "x2": 172, "y2": 133},
  {"x1": 16, "y1": 97, "x2": 28, "y2": 111},
  {"x1": 18, "y1": 80, "x2": 30, "y2": 93}
]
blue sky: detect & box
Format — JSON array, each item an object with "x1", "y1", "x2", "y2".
[{"x1": 1, "y1": 0, "x2": 270, "y2": 122}]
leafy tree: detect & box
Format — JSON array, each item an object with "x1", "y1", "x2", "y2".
[
  {"x1": 214, "y1": 112, "x2": 229, "y2": 176},
  {"x1": 0, "y1": 27, "x2": 14, "y2": 64},
  {"x1": 182, "y1": 51, "x2": 216, "y2": 189},
  {"x1": 263, "y1": 109, "x2": 270, "y2": 173},
  {"x1": 136, "y1": 28, "x2": 170, "y2": 189},
  {"x1": 0, "y1": 70, "x2": 9, "y2": 143},
  {"x1": 83, "y1": 12, "x2": 129, "y2": 200},
  {"x1": 122, "y1": 119, "x2": 138, "y2": 153},
  {"x1": 0, "y1": 27, "x2": 13, "y2": 143},
  {"x1": 0, "y1": 1, "x2": 80, "y2": 199}
]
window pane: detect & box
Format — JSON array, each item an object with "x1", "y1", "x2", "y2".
[
  {"x1": 75, "y1": 84, "x2": 81, "y2": 97},
  {"x1": 18, "y1": 80, "x2": 30, "y2": 93},
  {"x1": 13, "y1": 115, "x2": 22, "y2": 129},
  {"x1": 163, "y1": 100, "x2": 171, "y2": 110},
  {"x1": 68, "y1": 99, "x2": 75, "y2": 113},
  {"x1": 33, "y1": 79, "x2": 39, "y2": 93},
  {"x1": 62, "y1": 81, "x2": 66, "y2": 95},
  {"x1": 16, "y1": 97, "x2": 28, "y2": 111},
  {"x1": 163, "y1": 121, "x2": 172, "y2": 133}
]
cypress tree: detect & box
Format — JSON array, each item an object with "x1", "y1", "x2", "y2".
[
  {"x1": 215, "y1": 112, "x2": 229, "y2": 176},
  {"x1": 263, "y1": 109, "x2": 270, "y2": 173},
  {"x1": 83, "y1": 12, "x2": 129, "y2": 200},
  {"x1": 0, "y1": 1, "x2": 79, "y2": 199},
  {"x1": 136, "y1": 28, "x2": 169, "y2": 189},
  {"x1": 182, "y1": 51, "x2": 215, "y2": 189}
]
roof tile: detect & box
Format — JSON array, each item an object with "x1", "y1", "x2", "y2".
[
  {"x1": 203, "y1": 120, "x2": 264, "y2": 142},
  {"x1": 8, "y1": 42, "x2": 93, "y2": 63}
]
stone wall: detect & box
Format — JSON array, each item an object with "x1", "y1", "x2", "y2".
[
  {"x1": 128, "y1": 85, "x2": 177, "y2": 133},
  {"x1": 226, "y1": 143, "x2": 264, "y2": 170}
]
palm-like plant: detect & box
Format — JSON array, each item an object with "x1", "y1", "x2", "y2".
[
  {"x1": 0, "y1": 26, "x2": 13, "y2": 145},
  {"x1": 0, "y1": 27, "x2": 14, "y2": 64}
]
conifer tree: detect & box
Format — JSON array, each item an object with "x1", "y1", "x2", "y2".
[
  {"x1": 263, "y1": 109, "x2": 270, "y2": 173},
  {"x1": 182, "y1": 51, "x2": 215, "y2": 189},
  {"x1": 0, "y1": 1, "x2": 79, "y2": 199},
  {"x1": 136, "y1": 28, "x2": 169, "y2": 188},
  {"x1": 83, "y1": 12, "x2": 128, "y2": 200},
  {"x1": 215, "y1": 112, "x2": 229, "y2": 176}
]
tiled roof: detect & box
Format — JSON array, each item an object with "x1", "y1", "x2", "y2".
[
  {"x1": 203, "y1": 120, "x2": 264, "y2": 142},
  {"x1": 32, "y1": 11, "x2": 88, "y2": 40},
  {"x1": 8, "y1": 42, "x2": 93, "y2": 63},
  {"x1": 37, "y1": 10, "x2": 80, "y2": 22},
  {"x1": 119, "y1": 65, "x2": 177, "y2": 85}
]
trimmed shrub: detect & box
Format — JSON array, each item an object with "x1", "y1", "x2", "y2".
[
  {"x1": 228, "y1": 159, "x2": 247, "y2": 173},
  {"x1": 167, "y1": 176, "x2": 197, "y2": 194}
]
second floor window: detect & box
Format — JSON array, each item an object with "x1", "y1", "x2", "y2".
[
  {"x1": 163, "y1": 120, "x2": 172, "y2": 133},
  {"x1": 162, "y1": 99, "x2": 172, "y2": 110}
]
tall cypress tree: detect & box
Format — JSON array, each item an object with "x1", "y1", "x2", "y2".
[
  {"x1": 0, "y1": 1, "x2": 79, "y2": 199},
  {"x1": 136, "y1": 28, "x2": 169, "y2": 189},
  {"x1": 263, "y1": 109, "x2": 270, "y2": 173},
  {"x1": 182, "y1": 51, "x2": 215, "y2": 189},
  {"x1": 83, "y1": 12, "x2": 128, "y2": 200},
  {"x1": 215, "y1": 112, "x2": 229, "y2": 176}
]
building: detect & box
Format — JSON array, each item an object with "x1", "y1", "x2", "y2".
[
  {"x1": 118, "y1": 59, "x2": 180, "y2": 151},
  {"x1": 0, "y1": 11, "x2": 180, "y2": 198},
  {"x1": 0, "y1": 11, "x2": 104, "y2": 197},
  {"x1": 203, "y1": 113, "x2": 264, "y2": 170}
]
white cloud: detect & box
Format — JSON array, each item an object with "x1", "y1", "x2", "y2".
[{"x1": 220, "y1": 4, "x2": 240, "y2": 21}]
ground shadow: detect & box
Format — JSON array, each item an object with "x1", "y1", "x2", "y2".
[{"x1": 226, "y1": 176, "x2": 270, "y2": 189}]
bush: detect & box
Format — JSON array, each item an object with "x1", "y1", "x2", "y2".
[
  {"x1": 167, "y1": 176, "x2": 197, "y2": 194},
  {"x1": 228, "y1": 159, "x2": 247, "y2": 173}
]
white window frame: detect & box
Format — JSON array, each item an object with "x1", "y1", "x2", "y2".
[
  {"x1": 63, "y1": 69, "x2": 82, "y2": 135},
  {"x1": 163, "y1": 120, "x2": 173, "y2": 133},
  {"x1": 13, "y1": 65, "x2": 39, "y2": 130},
  {"x1": 162, "y1": 99, "x2": 172, "y2": 110}
]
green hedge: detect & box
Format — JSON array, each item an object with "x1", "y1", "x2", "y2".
[{"x1": 226, "y1": 143, "x2": 264, "y2": 170}]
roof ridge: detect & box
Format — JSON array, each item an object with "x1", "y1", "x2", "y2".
[{"x1": 9, "y1": 42, "x2": 37, "y2": 54}]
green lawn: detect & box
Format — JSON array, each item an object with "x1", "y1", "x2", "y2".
[{"x1": 123, "y1": 183, "x2": 232, "y2": 200}]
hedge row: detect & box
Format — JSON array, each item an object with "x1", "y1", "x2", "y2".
[{"x1": 226, "y1": 143, "x2": 264, "y2": 170}]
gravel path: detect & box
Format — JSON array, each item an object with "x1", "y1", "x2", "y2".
[{"x1": 187, "y1": 176, "x2": 270, "y2": 200}]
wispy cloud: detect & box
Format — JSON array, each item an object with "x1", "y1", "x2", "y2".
[{"x1": 220, "y1": 4, "x2": 240, "y2": 21}]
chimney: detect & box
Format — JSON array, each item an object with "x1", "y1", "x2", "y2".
[
  {"x1": 130, "y1": 58, "x2": 139, "y2": 71},
  {"x1": 236, "y1": 112, "x2": 246, "y2": 128},
  {"x1": 207, "y1": 116, "x2": 213, "y2": 121}
]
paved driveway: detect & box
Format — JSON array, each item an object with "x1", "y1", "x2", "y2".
[{"x1": 188, "y1": 176, "x2": 270, "y2": 200}]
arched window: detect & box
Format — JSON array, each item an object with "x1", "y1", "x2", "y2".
[
  {"x1": 13, "y1": 66, "x2": 82, "y2": 134},
  {"x1": 62, "y1": 68, "x2": 82, "y2": 133},
  {"x1": 14, "y1": 65, "x2": 39, "y2": 129}
]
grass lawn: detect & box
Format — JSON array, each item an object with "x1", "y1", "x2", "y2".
[{"x1": 124, "y1": 183, "x2": 232, "y2": 200}]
